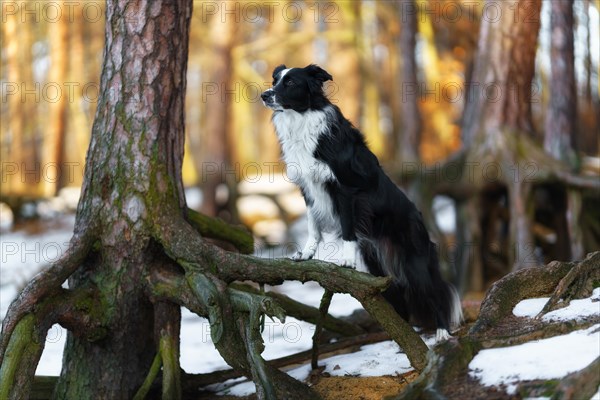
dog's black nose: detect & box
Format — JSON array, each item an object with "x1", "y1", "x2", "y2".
[{"x1": 261, "y1": 92, "x2": 269, "y2": 101}]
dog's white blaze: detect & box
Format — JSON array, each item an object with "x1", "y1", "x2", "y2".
[
  {"x1": 278, "y1": 68, "x2": 291, "y2": 80},
  {"x1": 273, "y1": 106, "x2": 339, "y2": 235}
]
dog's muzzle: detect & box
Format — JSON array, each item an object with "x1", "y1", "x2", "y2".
[{"x1": 261, "y1": 90, "x2": 282, "y2": 110}]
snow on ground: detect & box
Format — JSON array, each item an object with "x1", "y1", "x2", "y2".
[
  {"x1": 211, "y1": 340, "x2": 414, "y2": 397},
  {"x1": 208, "y1": 335, "x2": 440, "y2": 397},
  {"x1": 513, "y1": 288, "x2": 600, "y2": 321},
  {"x1": 469, "y1": 324, "x2": 600, "y2": 395}
]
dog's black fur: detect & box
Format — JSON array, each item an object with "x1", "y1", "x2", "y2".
[{"x1": 261, "y1": 64, "x2": 461, "y2": 335}]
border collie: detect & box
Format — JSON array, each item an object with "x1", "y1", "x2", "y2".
[{"x1": 261, "y1": 64, "x2": 461, "y2": 340}]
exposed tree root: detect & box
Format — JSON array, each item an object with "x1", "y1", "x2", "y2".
[
  {"x1": 312, "y1": 289, "x2": 334, "y2": 370},
  {"x1": 132, "y1": 351, "x2": 162, "y2": 400},
  {"x1": 470, "y1": 260, "x2": 574, "y2": 335},
  {"x1": 154, "y1": 301, "x2": 181, "y2": 399},
  {"x1": 186, "y1": 208, "x2": 254, "y2": 254},
  {"x1": 230, "y1": 283, "x2": 365, "y2": 336},
  {"x1": 395, "y1": 253, "x2": 600, "y2": 399},
  {"x1": 155, "y1": 213, "x2": 429, "y2": 372},
  {"x1": 535, "y1": 252, "x2": 600, "y2": 318},
  {"x1": 0, "y1": 234, "x2": 94, "y2": 363},
  {"x1": 552, "y1": 356, "x2": 600, "y2": 399},
  {"x1": 0, "y1": 288, "x2": 106, "y2": 400},
  {"x1": 394, "y1": 337, "x2": 482, "y2": 400}
]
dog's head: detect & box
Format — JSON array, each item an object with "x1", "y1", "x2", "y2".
[{"x1": 261, "y1": 64, "x2": 333, "y2": 113}]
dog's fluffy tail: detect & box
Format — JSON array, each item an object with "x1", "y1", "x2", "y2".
[{"x1": 363, "y1": 238, "x2": 462, "y2": 331}]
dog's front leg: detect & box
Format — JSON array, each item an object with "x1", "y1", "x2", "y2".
[{"x1": 292, "y1": 208, "x2": 321, "y2": 261}]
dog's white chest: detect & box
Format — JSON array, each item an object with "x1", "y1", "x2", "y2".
[
  {"x1": 273, "y1": 109, "x2": 339, "y2": 232},
  {"x1": 272, "y1": 109, "x2": 335, "y2": 185}
]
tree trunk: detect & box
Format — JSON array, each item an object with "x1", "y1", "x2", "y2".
[
  {"x1": 200, "y1": 3, "x2": 236, "y2": 218},
  {"x1": 45, "y1": 8, "x2": 70, "y2": 196},
  {"x1": 462, "y1": 0, "x2": 542, "y2": 143},
  {"x1": 396, "y1": 0, "x2": 421, "y2": 164},
  {"x1": 457, "y1": 0, "x2": 542, "y2": 274},
  {"x1": 328, "y1": 2, "x2": 362, "y2": 126},
  {"x1": 544, "y1": 0, "x2": 576, "y2": 164},
  {"x1": 54, "y1": 1, "x2": 191, "y2": 397}
]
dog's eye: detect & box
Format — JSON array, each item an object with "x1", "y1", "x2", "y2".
[{"x1": 285, "y1": 79, "x2": 295, "y2": 87}]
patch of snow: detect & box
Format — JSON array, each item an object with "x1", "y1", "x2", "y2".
[
  {"x1": 36, "y1": 324, "x2": 67, "y2": 375},
  {"x1": 214, "y1": 339, "x2": 417, "y2": 397},
  {"x1": 513, "y1": 297, "x2": 550, "y2": 317},
  {"x1": 543, "y1": 289, "x2": 600, "y2": 322},
  {"x1": 433, "y1": 196, "x2": 456, "y2": 234},
  {"x1": 0, "y1": 202, "x2": 14, "y2": 231},
  {"x1": 591, "y1": 386, "x2": 600, "y2": 400},
  {"x1": 513, "y1": 288, "x2": 600, "y2": 322},
  {"x1": 469, "y1": 324, "x2": 600, "y2": 393},
  {"x1": 184, "y1": 187, "x2": 203, "y2": 210}
]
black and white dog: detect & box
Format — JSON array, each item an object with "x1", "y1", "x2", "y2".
[{"x1": 261, "y1": 64, "x2": 461, "y2": 340}]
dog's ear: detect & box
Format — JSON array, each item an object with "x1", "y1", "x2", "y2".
[
  {"x1": 272, "y1": 64, "x2": 287, "y2": 79},
  {"x1": 305, "y1": 64, "x2": 333, "y2": 83}
]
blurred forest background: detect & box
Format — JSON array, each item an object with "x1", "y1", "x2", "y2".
[{"x1": 1, "y1": 0, "x2": 599, "y2": 293}]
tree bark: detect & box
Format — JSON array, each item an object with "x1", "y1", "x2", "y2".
[
  {"x1": 54, "y1": 1, "x2": 192, "y2": 397},
  {"x1": 544, "y1": 0, "x2": 576, "y2": 164},
  {"x1": 462, "y1": 0, "x2": 542, "y2": 144},
  {"x1": 396, "y1": 0, "x2": 421, "y2": 163},
  {"x1": 200, "y1": 2, "x2": 236, "y2": 218},
  {"x1": 45, "y1": 8, "x2": 70, "y2": 196}
]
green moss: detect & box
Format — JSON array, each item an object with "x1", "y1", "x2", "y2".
[
  {"x1": 0, "y1": 314, "x2": 41, "y2": 398},
  {"x1": 519, "y1": 379, "x2": 559, "y2": 398}
]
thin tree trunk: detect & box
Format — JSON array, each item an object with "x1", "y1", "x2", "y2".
[
  {"x1": 1, "y1": 13, "x2": 24, "y2": 197},
  {"x1": 68, "y1": 1, "x2": 91, "y2": 182},
  {"x1": 200, "y1": 3, "x2": 235, "y2": 217},
  {"x1": 45, "y1": 8, "x2": 70, "y2": 196},
  {"x1": 544, "y1": 0, "x2": 576, "y2": 163},
  {"x1": 328, "y1": 2, "x2": 362, "y2": 125},
  {"x1": 396, "y1": 0, "x2": 421, "y2": 163}
]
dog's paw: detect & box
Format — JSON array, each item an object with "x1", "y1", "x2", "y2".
[
  {"x1": 340, "y1": 241, "x2": 358, "y2": 269},
  {"x1": 340, "y1": 257, "x2": 357, "y2": 269},
  {"x1": 291, "y1": 251, "x2": 313, "y2": 262},
  {"x1": 435, "y1": 328, "x2": 452, "y2": 342}
]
